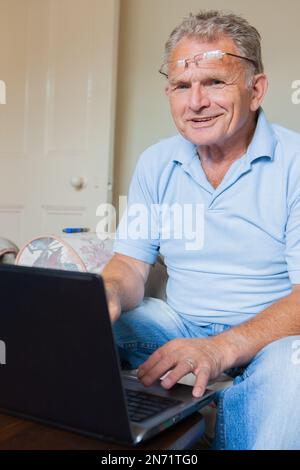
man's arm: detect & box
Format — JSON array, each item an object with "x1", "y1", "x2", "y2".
[
  {"x1": 102, "y1": 253, "x2": 151, "y2": 323},
  {"x1": 138, "y1": 285, "x2": 300, "y2": 397},
  {"x1": 214, "y1": 284, "x2": 300, "y2": 369}
]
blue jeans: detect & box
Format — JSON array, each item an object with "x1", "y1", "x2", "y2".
[{"x1": 113, "y1": 298, "x2": 300, "y2": 450}]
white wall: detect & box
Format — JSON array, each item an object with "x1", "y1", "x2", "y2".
[{"x1": 114, "y1": 0, "x2": 300, "y2": 202}]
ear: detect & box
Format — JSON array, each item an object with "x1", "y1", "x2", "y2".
[{"x1": 249, "y1": 74, "x2": 268, "y2": 112}]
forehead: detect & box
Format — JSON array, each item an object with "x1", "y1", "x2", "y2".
[
  {"x1": 170, "y1": 35, "x2": 240, "y2": 61},
  {"x1": 168, "y1": 35, "x2": 243, "y2": 79}
]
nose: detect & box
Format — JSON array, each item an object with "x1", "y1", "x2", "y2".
[{"x1": 189, "y1": 83, "x2": 211, "y2": 111}]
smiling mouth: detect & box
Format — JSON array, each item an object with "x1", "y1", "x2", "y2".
[{"x1": 190, "y1": 114, "x2": 222, "y2": 123}]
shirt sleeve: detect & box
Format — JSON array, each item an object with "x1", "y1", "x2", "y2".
[
  {"x1": 285, "y1": 191, "x2": 300, "y2": 284},
  {"x1": 113, "y1": 153, "x2": 160, "y2": 265}
]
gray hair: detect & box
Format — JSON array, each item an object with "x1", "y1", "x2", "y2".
[{"x1": 164, "y1": 10, "x2": 264, "y2": 80}]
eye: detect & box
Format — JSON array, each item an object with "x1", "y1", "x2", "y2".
[
  {"x1": 210, "y1": 79, "x2": 225, "y2": 87},
  {"x1": 172, "y1": 82, "x2": 190, "y2": 91}
]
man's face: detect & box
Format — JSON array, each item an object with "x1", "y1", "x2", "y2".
[{"x1": 166, "y1": 36, "x2": 260, "y2": 150}]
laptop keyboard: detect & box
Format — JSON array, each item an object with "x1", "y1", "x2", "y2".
[{"x1": 125, "y1": 389, "x2": 181, "y2": 422}]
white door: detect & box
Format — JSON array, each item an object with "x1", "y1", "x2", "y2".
[{"x1": 0, "y1": 0, "x2": 119, "y2": 247}]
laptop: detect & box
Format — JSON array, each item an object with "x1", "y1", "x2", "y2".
[{"x1": 0, "y1": 264, "x2": 220, "y2": 445}]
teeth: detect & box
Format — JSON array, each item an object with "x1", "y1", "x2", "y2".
[{"x1": 193, "y1": 117, "x2": 215, "y2": 122}]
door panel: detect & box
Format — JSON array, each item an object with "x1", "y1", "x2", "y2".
[{"x1": 0, "y1": 0, "x2": 119, "y2": 246}]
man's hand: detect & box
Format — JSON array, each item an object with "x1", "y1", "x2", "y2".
[
  {"x1": 104, "y1": 284, "x2": 122, "y2": 323},
  {"x1": 102, "y1": 254, "x2": 150, "y2": 324},
  {"x1": 137, "y1": 337, "x2": 230, "y2": 397}
]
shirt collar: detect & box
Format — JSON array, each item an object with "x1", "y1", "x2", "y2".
[
  {"x1": 172, "y1": 108, "x2": 277, "y2": 167},
  {"x1": 172, "y1": 136, "x2": 198, "y2": 167},
  {"x1": 246, "y1": 108, "x2": 277, "y2": 163}
]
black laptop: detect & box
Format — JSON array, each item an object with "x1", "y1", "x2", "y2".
[{"x1": 0, "y1": 264, "x2": 219, "y2": 445}]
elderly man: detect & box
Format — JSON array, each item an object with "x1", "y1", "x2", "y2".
[{"x1": 102, "y1": 11, "x2": 300, "y2": 449}]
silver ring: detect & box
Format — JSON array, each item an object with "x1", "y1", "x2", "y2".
[{"x1": 185, "y1": 358, "x2": 196, "y2": 371}]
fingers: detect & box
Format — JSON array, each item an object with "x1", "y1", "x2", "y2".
[
  {"x1": 108, "y1": 299, "x2": 121, "y2": 323},
  {"x1": 105, "y1": 288, "x2": 121, "y2": 323},
  {"x1": 192, "y1": 366, "x2": 211, "y2": 397},
  {"x1": 138, "y1": 344, "x2": 198, "y2": 389},
  {"x1": 138, "y1": 339, "x2": 186, "y2": 383},
  {"x1": 138, "y1": 349, "x2": 174, "y2": 386},
  {"x1": 138, "y1": 338, "x2": 217, "y2": 397},
  {"x1": 160, "y1": 358, "x2": 196, "y2": 389}
]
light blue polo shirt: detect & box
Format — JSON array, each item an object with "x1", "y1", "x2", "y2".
[{"x1": 114, "y1": 109, "x2": 300, "y2": 326}]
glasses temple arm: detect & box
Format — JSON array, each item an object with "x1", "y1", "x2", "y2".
[{"x1": 226, "y1": 52, "x2": 256, "y2": 66}]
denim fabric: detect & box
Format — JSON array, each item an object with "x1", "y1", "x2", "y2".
[
  {"x1": 213, "y1": 335, "x2": 300, "y2": 450},
  {"x1": 113, "y1": 298, "x2": 300, "y2": 450}
]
